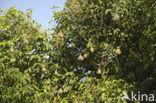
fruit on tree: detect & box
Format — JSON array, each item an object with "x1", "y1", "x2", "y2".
[
  {"x1": 24, "y1": 38, "x2": 29, "y2": 45},
  {"x1": 96, "y1": 68, "x2": 102, "y2": 74},
  {"x1": 129, "y1": 18, "x2": 134, "y2": 24},
  {"x1": 71, "y1": 42, "x2": 75, "y2": 48},
  {"x1": 10, "y1": 46, "x2": 14, "y2": 53},
  {"x1": 113, "y1": 13, "x2": 120, "y2": 21},
  {"x1": 115, "y1": 48, "x2": 121, "y2": 55},
  {"x1": 83, "y1": 53, "x2": 88, "y2": 58},
  {"x1": 58, "y1": 88, "x2": 63, "y2": 93},
  {"x1": 58, "y1": 32, "x2": 63, "y2": 38},
  {"x1": 77, "y1": 55, "x2": 84, "y2": 61},
  {"x1": 42, "y1": 67, "x2": 47, "y2": 72},
  {"x1": 42, "y1": 59, "x2": 46, "y2": 64},
  {"x1": 54, "y1": 69, "x2": 59, "y2": 75}
]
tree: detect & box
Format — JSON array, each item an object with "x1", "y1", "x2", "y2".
[
  {"x1": 0, "y1": 0, "x2": 156, "y2": 102},
  {"x1": 52, "y1": 0, "x2": 156, "y2": 102},
  {"x1": 0, "y1": 7, "x2": 52, "y2": 102}
]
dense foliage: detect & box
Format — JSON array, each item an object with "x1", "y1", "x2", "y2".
[{"x1": 0, "y1": 0, "x2": 156, "y2": 102}]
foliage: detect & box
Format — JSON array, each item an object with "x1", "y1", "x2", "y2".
[
  {"x1": 0, "y1": 7, "x2": 51, "y2": 103},
  {"x1": 53, "y1": 0, "x2": 156, "y2": 102},
  {"x1": 0, "y1": 0, "x2": 156, "y2": 102}
]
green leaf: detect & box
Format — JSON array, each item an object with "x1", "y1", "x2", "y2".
[{"x1": 90, "y1": 47, "x2": 94, "y2": 52}]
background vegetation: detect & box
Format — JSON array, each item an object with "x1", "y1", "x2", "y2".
[{"x1": 0, "y1": 0, "x2": 156, "y2": 102}]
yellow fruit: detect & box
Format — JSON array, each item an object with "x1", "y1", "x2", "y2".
[
  {"x1": 115, "y1": 48, "x2": 121, "y2": 55},
  {"x1": 96, "y1": 68, "x2": 102, "y2": 74},
  {"x1": 54, "y1": 69, "x2": 58, "y2": 75},
  {"x1": 113, "y1": 13, "x2": 120, "y2": 21},
  {"x1": 58, "y1": 88, "x2": 63, "y2": 93},
  {"x1": 71, "y1": 42, "x2": 75, "y2": 48},
  {"x1": 77, "y1": 55, "x2": 84, "y2": 61},
  {"x1": 83, "y1": 53, "x2": 88, "y2": 58},
  {"x1": 42, "y1": 67, "x2": 47, "y2": 72},
  {"x1": 58, "y1": 32, "x2": 63, "y2": 38},
  {"x1": 10, "y1": 46, "x2": 14, "y2": 53},
  {"x1": 24, "y1": 38, "x2": 29, "y2": 44}
]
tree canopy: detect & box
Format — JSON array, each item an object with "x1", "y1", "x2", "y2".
[{"x1": 0, "y1": 0, "x2": 156, "y2": 102}]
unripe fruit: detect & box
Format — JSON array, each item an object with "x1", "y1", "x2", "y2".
[
  {"x1": 129, "y1": 18, "x2": 134, "y2": 24},
  {"x1": 113, "y1": 13, "x2": 120, "y2": 21},
  {"x1": 10, "y1": 46, "x2": 14, "y2": 53},
  {"x1": 58, "y1": 88, "x2": 63, "y2": 93},
  {"x1": 58, "y1": 32, "x2": 63, "y2": 38},
  {"x1": 24, "y1": 38, "x2": 29, "y2": 45},
  {"x1": 83, "y1": 53, "x2": 88, "y2": 58},
  {"x1": 42, "y1": 59, "x2": 46, "y2": 64},
  {"x1": 115, "y1": 48, "x2": 121, "y2": 55},
  {"x1": 96, "y1": 68, "x2": 102, "y2": 74},
  {"x1": 77, "y1": 55, "x2": 84, "y2": 61},
  {"x1": 71, "y1": 25, "x2": 76, "y2": 29},
  {"x1": 71, "y1": 42, "x2": 75, "y2": 48}
]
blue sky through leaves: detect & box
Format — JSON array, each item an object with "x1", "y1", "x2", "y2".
[{"x1": 0, "y1": 0, "x2": 66, "y2": 28}]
